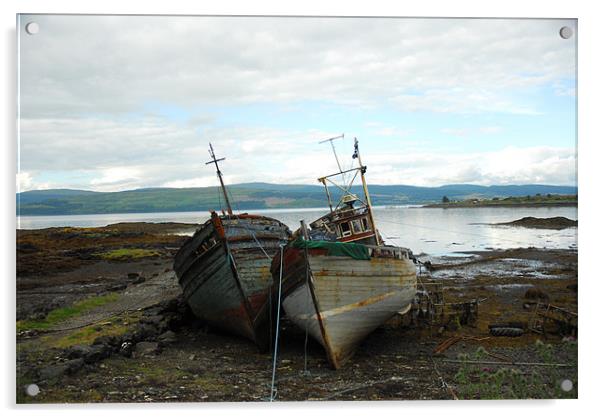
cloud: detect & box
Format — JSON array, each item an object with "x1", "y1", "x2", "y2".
[
  {"x1": 16, "y1": 172, "x2": 34, "y2": 192},
  {"x1": 19, "y1": 16, "x2": 575, "y2": 118},
  {"x1": 364, "y1": 146, "x2": 576, "y2": 186},
  {"x1": 16, "y1": 16, "x2": 576, "y2": 192},
  {"x1": 440, "y1": 126, "x2": 503, "y2": 137},
  {"x1": 391, "y1": 88, "x2": 542, "y2": 115}
]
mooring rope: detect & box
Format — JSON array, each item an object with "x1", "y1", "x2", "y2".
[{"x1": 269, "y1": 244, "x2": 285, "y2": 402}]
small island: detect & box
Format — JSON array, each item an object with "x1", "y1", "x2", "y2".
[
  {"x1": 423, "y1": 194, "x2": 577, "y2": 208},
  {"x1": 493, "y1": 216, "x2": 577, "y2": 230}
]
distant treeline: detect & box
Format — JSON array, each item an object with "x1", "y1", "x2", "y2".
[
  {"x1": 425, "y1": 193, "x2": 577, "y2": 208},
  {"x1": 16, "y1": 183, "x2": 578, "y2": 216}
]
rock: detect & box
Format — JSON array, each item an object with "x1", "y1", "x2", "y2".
[
  {"x1": 28, "y1": 312, "x2": 47, "y2": 321},
  {"x1": 158, "y1": 330, "x2": 177, "y2": 344},
  {"x1": 137, "y1": 323, "x2": 161, "y2": 340},
  {"x1": 524, "y1": 287, "x2": 549, "y2": 301},
  {"x1": 108, "y1": 283, "x2": 127, "y2": 292},
  {"x1": 38, "y1": 358, "x2": 84, "y2": 380},
  {"x1": 134, "y1": 341, "x2": 160, "y2": 357},
  {"x1": 127, "y1": 272, "x2": 140, "y2": 279},
  {"x1": 93, "y1": 335, "x2": 119, "y2": 347},
  {"x1": 83, "y1": 344, "x2": 112, "y2": 363},
  {"x1": 39, "y1": 363, "x2": 70, "y2": 380},
  {"x1": 18, "y1": 329, "x2": 39, "y2": 339},
  {"x1": 159, "y1": 298, "x2": 180, "y2": 313},
  {"x1": 132, "y1": 276, "x2": 146, "y2": 285},
  {"x1": 65, "y1": 344, "x2": 92, "y2": 359},
  {"x1": 65, "y1": 358, "x2": 85, "y2": 373},
  {"x1": 141, "y1": 315, "x2": 164, "y2": 326}
]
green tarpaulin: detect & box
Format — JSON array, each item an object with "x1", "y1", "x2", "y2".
[{"x1": 289, "y1": 236, "x2": 370, "y2": 260}]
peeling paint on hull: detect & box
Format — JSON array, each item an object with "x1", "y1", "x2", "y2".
[
  {"x1": 174, "y1": 213, "x2": 291, "y2": 349},
  {"x1": 274, "y1": 248, "x2": 417, "y2": 368}
]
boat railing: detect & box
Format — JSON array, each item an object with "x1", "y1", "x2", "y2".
[{"x1": 364, "y1": 245, "x2": 411, "y2": 260}]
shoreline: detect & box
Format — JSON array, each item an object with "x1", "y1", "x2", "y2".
[{"x1": 422, "y1": 202, "x2": 577, "y2": 209}]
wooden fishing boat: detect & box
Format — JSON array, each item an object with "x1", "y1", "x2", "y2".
[
  {"x1": 173, "y1": 144, "x2": 291, "y2": 349},
  {"x1": 271, "y1": 136, "x2": 417, "y2": 368}
]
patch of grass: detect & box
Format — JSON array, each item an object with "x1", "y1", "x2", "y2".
[
  {"x1": 50, "y1": 313, "x2": 139, "y2": 348},
  {"x1": 17, "y1": 293, "x2": 119, "y2": 332},
  {"x1": 95, "y1": 248, "x2": 160, "y2": 260},
  {"x1": 453, "y1": 340, "x2": 577, "y2": 399}
]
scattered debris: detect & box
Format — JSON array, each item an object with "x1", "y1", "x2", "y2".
[
  {"x1": 528, "y1": 303, "x2": 577, "y2": 337},
  {"x1": 488, "y1": 322, "x2": 525, "y2": 337},
  {"x1": 489, "y1": 327, "x2": 524, "y2": 337},
  {"x1": 433, "y1": 335, "x2": 491, "y2": 355}
]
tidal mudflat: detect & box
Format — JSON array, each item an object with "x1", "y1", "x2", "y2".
[{"x1": 16, "y1": 220, "x2": 577, "y2": 402}]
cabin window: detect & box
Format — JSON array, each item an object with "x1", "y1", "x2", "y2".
[
  {"x1": 340, "y1": 221, "x2": 352, "y2": 237},
  {"x1": 362, "y1": 218, "x2": 371, "y2": 231},
  {"x1": 351, "y1": 219, "x2": 363, "y2": 234}
]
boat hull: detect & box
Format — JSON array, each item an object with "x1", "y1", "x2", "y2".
[
  {"x1": 274, "y1": 246, "x2": 416, "y2": 368},
  {"x1": 174, "y1": 213, "x2": 291, "y2": 349}
]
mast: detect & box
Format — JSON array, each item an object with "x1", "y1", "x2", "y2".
[
  {"x1": 353, "y1": 138, "x2": 381, "y2": 245},
  {"x1": 206, "y1": 142, "x2": 233, "y2": 215}
]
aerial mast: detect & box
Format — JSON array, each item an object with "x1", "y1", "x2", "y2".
[
  {"x1": 353, "y1": 138, "x2": 381, "y2": 245},
  {"x1": 318, "y1": 134, "x2": 345, "y2": 212},
  {"x1": 206, "y1": 142, "x2": 233, "y2": 216}
]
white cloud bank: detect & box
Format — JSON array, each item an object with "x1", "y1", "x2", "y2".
[{"x1": 17, "y1": 16, "x2": 576, "y2": 191}]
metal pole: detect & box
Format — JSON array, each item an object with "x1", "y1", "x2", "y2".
[
  {"x1": 354, "y1": 138, "x2": 381, "y2": 245},
  {"x1": 300, "y1": 219, "x2": 310, "y2": 240},
  {"x1": 206, "y1": 142, "x2": 233, "y2": 215},
  {"x1": 320, "y1": 179, "x2": 334, "y2": 212}
]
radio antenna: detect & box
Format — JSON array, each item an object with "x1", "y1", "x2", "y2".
[{"x1": 319, "y1": 134, "x2": 345, "y2": 174}]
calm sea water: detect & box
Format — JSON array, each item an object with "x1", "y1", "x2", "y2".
[{"x1": 17, "y1": 206, "x2": 577, "y2": 256}]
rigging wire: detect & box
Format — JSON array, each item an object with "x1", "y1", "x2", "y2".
[
  {"x1": 225, "y1": 187, "x2": 272, "y2": 259},
  {"x1": 269, "y1": 244, "x2": 285, "y2": 402},
  {"x1": 302, "y1": 238, "x2": 311, "y2": 375}
]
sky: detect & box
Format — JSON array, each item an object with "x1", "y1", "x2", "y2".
[{"x1": 17, "y1": 15, "x2": 577, "y2": 192}]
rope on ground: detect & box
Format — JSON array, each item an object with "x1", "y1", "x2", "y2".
[{"x1": 430, "y1": 356, "x2": 459, "y2": 400}]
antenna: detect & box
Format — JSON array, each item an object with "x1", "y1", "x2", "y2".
[
  {"x1": 205, "y1": 142, "x2": 233, "y2": 215},
  {"x1": 319, "y1": 134, "x2": 345, "y2": 174}
]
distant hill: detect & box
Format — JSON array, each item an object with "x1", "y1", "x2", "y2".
[{"x1": 16, "y1": 183, "x2": 578, "y2": 216}]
